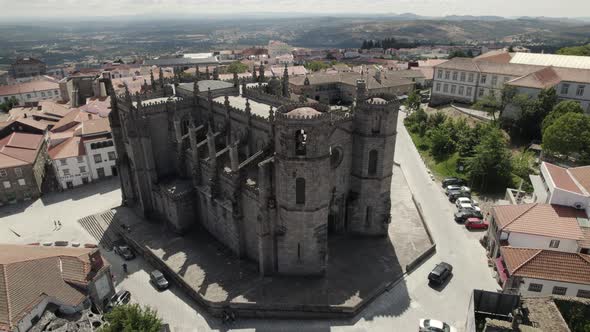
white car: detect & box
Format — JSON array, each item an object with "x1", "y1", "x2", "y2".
[
  {"x1": 455, "y1": 197, "x2": 479, "y2": 209},
  {"x1": 419, "y1": 319, "x2": 457, "y2": 332},
  {"x1": 445, "y1": 185, "x2": 461, "y2": 195}
]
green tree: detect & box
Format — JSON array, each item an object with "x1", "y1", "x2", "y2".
[
  {"x1": 404, "y1": 107, "x2": 428, "y2": 136},
  {"x1": 543, "y1": 112, "x2": 590, "y2": 159},
  {"x1": 226, "y1": 61, "x2": 248, "y2": 74},
  {"x1": 515, "y1": 88, "x2": 558, "y2": 140},
  {"x1": 557, "y1": 44, "x2": 590, "y2": 56},
  {"x1": 0, "y1": 96, "x2": 19, "y2": 112},
  {"x1": 429, "y1": 125, "x2": 455, "y2": 159},
  {"x1": 304, "y1": 61, "x2": 330, "y2": 72},
  {"x1": 404, "y1": 90, "x2": 421, "y2": 114},
  {"x1": 542, "y1": 100, "x2": 584, "y2": 134},
  {"x1": 467, "y1": 125, "x2": 513, "y2": 191},
  {"x1": 473, "y1": 94, "x2": 501, "y2": 121},
  {"x1": 512, "y1": 150, "x2": 534, "y2": 180},
  {"x1": 427, "y1": 111, "x2": 448, "y2": 129},
  {"x1": 101, "y1": 304, "x2": 162, "y2": 332}
]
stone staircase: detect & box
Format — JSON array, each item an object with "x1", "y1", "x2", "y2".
[{"x1": 78, "y1": 209, "x2": 119, "y2": 250}]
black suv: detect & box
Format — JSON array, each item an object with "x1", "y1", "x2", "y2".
[
  {"x1": 428, "y1": 262, "x2": 453, "y2": 286},
  {"x1": 454, "y1": 209, "x2": 483, "y2": 222},
  {"x1": 442, "y1": 177, "x2": 466, "y2": 188},
  {"x1": 114, "y1": 245, "x2": 135, "y2": 260}
]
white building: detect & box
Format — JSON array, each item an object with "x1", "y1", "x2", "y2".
[
  {"x1": 500, "y1": 247, "x2": 590, "y2": 298},
  {"x1": 80, "y1": 118, "x2": 117, "y2": 180},
  {"x1": 431, "y1": 51, "x2": 590, "y2": 114},
  {"x1": 529, "y1": 162, "x2": 590, "y2": 215},
  {"x1": 48, "y1": 111, "x2": 117, "y2": 190},
  {"x1": 0, "y1": 79, "x2": 61, "y2": 105},
  {"x1": 49, "y1": 136, "x2": 92, "y2": 189},
  {"x1": 487, "y1": 203, "x2": 589, "y2": 261}
]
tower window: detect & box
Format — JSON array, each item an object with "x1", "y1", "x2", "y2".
[
  {"x1": 372, "y1": 114, "x2": 381, "y2": 134},
  {"x1": 330, "y1": 146, "x2": 343, "y2": 169},
  {"x1": 368, "y1": 150, "x2": 378, "y2": 176},
  {"x1": 295, "y1": 129, "x2": 307, "y2": 156},
  {"x1": 181, "y1": 117, "x2": 190, "y2": 137},
  {"x1": 296, "y1": 177, "x2": 305, "y2": 205},
  {"x1": 297, "y1": 243, "x2": 302, "y2": 262},
  {"x1": 365, "y1": 206, "x2": 372, "y2": 228}
]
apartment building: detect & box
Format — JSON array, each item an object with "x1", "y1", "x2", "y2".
[
  {"x1": 0, "y1": 79, "x2": 62, "y2": 105},
  {"x1": 48, "y1": 115, "x2": 116, "y2": 190},
  {"x1": 0, "y1": 132, "x2": 47, "y2": 205},
  {"x1": 431, "y1": 51, "x2": 590, "y2": 115},
  {"x1": 10, "y1": 57, "x2": 47, "y2": 79}
]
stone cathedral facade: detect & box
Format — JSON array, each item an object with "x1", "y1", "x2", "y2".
[{"x1": 109, "y1": 70, "x2": 400, "y2": 276}]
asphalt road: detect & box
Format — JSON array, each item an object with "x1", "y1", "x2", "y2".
[{"x1": 107, "y1": 111, "x2": 500, "y2": 332}]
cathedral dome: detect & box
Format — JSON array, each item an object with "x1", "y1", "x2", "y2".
[{"x1": 286, "y1": 107, "x2": 322, "y2": 118}]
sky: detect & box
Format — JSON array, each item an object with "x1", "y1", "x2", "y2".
[{"x1": 0, "y1": 0, "x2": 589, "y2": 19}]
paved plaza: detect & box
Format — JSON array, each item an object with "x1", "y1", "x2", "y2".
[{"x1": 0, "y1": 178, "x2": 121, "y2": 245}]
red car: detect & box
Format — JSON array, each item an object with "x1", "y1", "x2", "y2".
[{"x1": 465, "y1": 218, "x2": 488, "y2": 230}]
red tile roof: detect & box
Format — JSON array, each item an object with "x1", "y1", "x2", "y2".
[
  {"x1": 507, "y1": 67, "x2": 563, "y2": 89},
  {"x1": 81, "y1": 118, "x2": 111, "y2": 136},
  {"x1": 544, "y1": 162, "x2": 585, "y2": 194},
  {"x1": 569, "y1": 166, "x2": 590, "y2": 194},
  {"x1": 0, "y1": 132, "x2": 44, "y2": 167},
  {"x1": 0, "y1": 80, "x2": 59, "y2": 96},
  {"x1": 501, "y1": 246, "x2": 590, "y2": 285},
  {"x1": 48, "y1": 136, "x2": 85, "y2": 160},
  {"x1": 0, "y1": 244, "x2": 106, "y2": 330},
  {"x1": 493, "y1": 203, "x2": 586, "y2": 240}
]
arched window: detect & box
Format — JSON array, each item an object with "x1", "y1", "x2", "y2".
[
  {"x1": 368, "y1": 150, "x2": 378, "y2": 176},
  {"x1": 296, "y1": 177, "x2": 305, "y2": 205},
  {"x1": 330, "y1": 146, "x2": 343, "y2": 169},
  {"x1": 372, "y1": 113, "x2": 381, "y2": 134},
  {"x1": 295, "y1": 129, "x2": 307, "y2": 156},
  {"x1": 181, "y1": 117, "x2": 190, "y2": 137}
]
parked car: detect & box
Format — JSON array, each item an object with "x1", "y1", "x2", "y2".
[
  {"x1": 114, "y1": 245, "x2": 135, "y2": 260},
  {"x1": 465, "y1": 217, "x2": 489, "y2": 230},
  {"x1": 454, "y1": 209, "x2": 483, "y2": 222},
  {"x1": 445, "y1": 185, "x2": 461, "y2": 195},
  {"x1": 449, "y1": 190, "x2": 471, "y2": 202},
  {"x1": 441, "y1": 177, "x2": 466, "y2": 188},
  {"x1": 106, "y1": 289, "x2": 131, "y2": 311},
  {"x1": 428, "y1": 262, "x2": 453, "y2": 286},
  {"x1": 419, "y1": 318, "x2": 457, "y2": 332},
  {"x1": 150, "y1": 270, "x2": 170, "y2": 290},
  {"x1": 455, "y1": 197, "x2": 478, "y2": 209}
]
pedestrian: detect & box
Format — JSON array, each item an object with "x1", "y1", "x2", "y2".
[
  {"x1": 122, "y1": 263, "x2": 128, "y2": 273},
  {"x1": 53, "y1": 220, "x2": 57, "y2": 229},
  {"x1": 57, "y1": 220, "x2": 62, "y2": 227}
]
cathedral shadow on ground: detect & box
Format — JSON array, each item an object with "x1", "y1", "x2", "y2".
[{"x1": 107, "y1": 206, "x2": 411, "y2": 329}]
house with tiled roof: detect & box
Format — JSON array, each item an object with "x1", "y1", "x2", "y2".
[
  {"x1": 0, "y1": 244, "x2": 114, "y2": 332},
  {"x1": 289, "y1": 69, "x2": 415, "y2": 104},
  {"x1": 48, "y1": 115, "x2": 117, "y2": 191},
  {"x1": 0, "y1": 79, "x2": 61, "y2": 105},
  {"x1": 498, "y1": 246, "x2": 590, "y2": 298},
  {"x1": 0, "y1": 132, "x2": 47, "y2": 205},
  {"x1": 530, "y1": 162, "x2": 590, "y2": 213},
  {"x1": 487, "y1": 203, "x2": 589, "y2": 260}
]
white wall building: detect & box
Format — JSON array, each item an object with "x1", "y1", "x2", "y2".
[
  {"x1": 431, "y1": 51, "x2": 590, "y2": 114},
  {"x1": 49, "y1": 136, "x2": 93, "y2": 189},
  {"x1": 0, "y1": 79, "x2": 61, "y2": 105}
]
